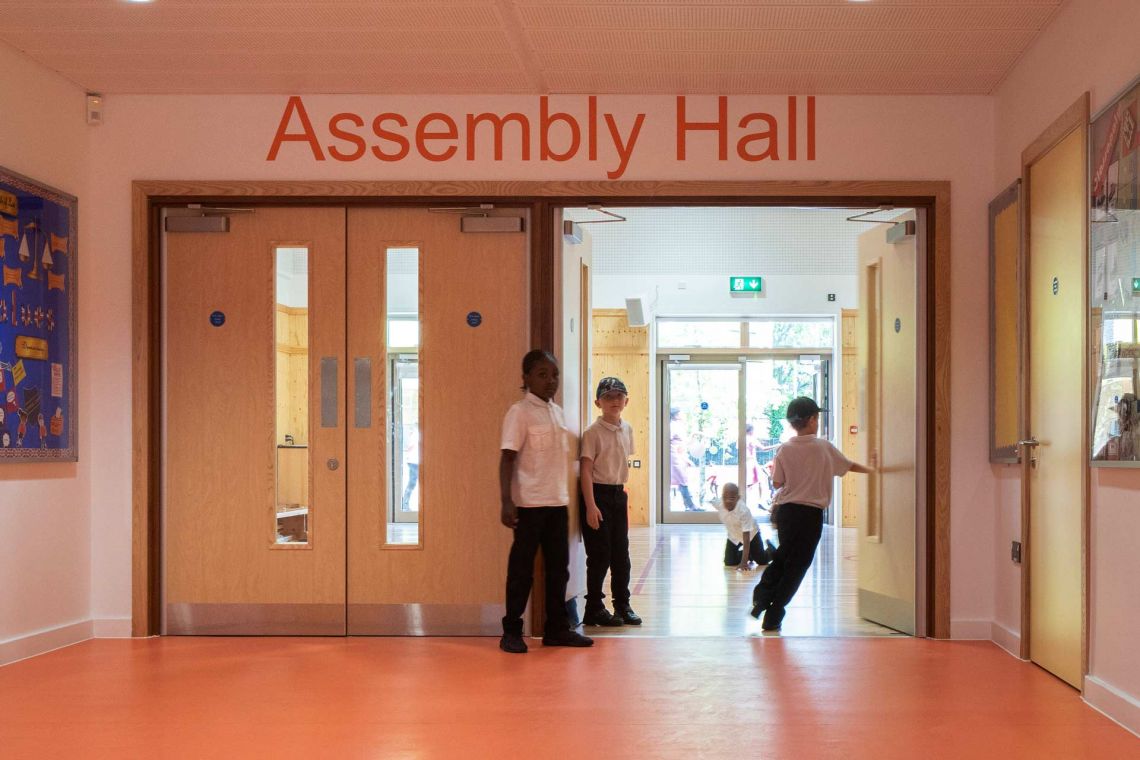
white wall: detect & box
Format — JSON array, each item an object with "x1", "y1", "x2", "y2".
[
  {"x1": 0, "y1": 42, "x2": 96, "y2": 662},
  {"x1": 77, "y1": 92, "x2": 994, "y2": 638},
  {"x1": 992, "y1": 0, "x2": 1140, "y2": 732}
]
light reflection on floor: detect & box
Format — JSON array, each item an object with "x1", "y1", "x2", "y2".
[{"x1": 582, "y1": 523, "x2": 904, "y2": 638}]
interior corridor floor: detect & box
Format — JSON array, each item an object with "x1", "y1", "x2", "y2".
[
  {"x1": 2, "y1": 637, "x2": 1134, "y2": 759},
  {"x1": 587, "y1": 523, "x2": 902, "y2": 637}
]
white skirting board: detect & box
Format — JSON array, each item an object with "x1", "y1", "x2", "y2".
[
  {"x1": 990, "y1": 621, "x2": 1022, "y2": 658},
  {"x1": 1084, "y1": 676, "x2": 1140, "y2": 738},
  {"x1": 0, "y1": 620, "x2": 92, "y2": 667}
]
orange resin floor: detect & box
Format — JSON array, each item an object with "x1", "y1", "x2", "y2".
[{"x1": 1, "y1": 638, "x2": 1136, "y2": 759}]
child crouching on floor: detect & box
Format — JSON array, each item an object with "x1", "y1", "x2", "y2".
[{"x1": 712, "y1": 483, "x2": 773, "y2": 571}]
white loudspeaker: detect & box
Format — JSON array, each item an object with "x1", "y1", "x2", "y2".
[
  {"x1": 625, "y1": 296, "x2": 649, "y2": 327},
  {"x1": 86, "y1": 94, "x2": 103, "y2": 126}
]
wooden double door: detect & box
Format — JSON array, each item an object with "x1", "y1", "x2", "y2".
[{"x1": 162, "y1": 206, "x2": 528, "y2": 635}]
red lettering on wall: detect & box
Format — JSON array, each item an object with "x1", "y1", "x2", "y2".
[
  {"x1": 416, "y1": 113, "x2": 459, "y2": 161},
  {"x1": 588, "y1": 96, "x2": 598, "y2": 161},
  {"x1": 466, "y1": 112, "x2": 531, "y2": 161},
  {"x1": 788, "y1": 96, "x2": 797, "y2": 161},
  {"x1": 676, "y1": 96, "x2": 728, "y2": 160},
  {"x1": 807, "y1": 96, "x2": 816, "y2": 160},
  {"x1": 540, "y1": 96, "x2": 581, "y2": 162},
  {"x1": 737, "y1": 113, "x2": 779, "y2": 162},
  {"x1": 328, "y1": 113, "x2": 366, "y2": 162},
  {"x1": 266, "y1": 96, "x2": 325, "y2": 161},
  {"x1": 371, "y1": 113, "x2": 410, "y2": 161},
  {"x1": 605, "y1": 113, "x2": 645, "y2": 179}
]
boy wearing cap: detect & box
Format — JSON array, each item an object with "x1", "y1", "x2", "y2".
[
  {"x1": 750, "y1": 396, "x2": 875, "y2": 631},
  {"x1": 579, "y1": 376, "x2": 642, "y2": 627}
]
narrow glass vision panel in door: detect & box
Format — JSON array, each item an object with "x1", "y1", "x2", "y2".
[
  {"x1": 274, "y1": 246, "x2": 310, "y2": 545},
  {"x1": 386, "y1": 247, "x2": 420, "y2": 546}
]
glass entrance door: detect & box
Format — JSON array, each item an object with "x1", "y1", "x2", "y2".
[
  {"x1": 743, "y1": 357, "x2": 832, "y2": 513},
  {"x1": 661, "y1": 355, "x2": 832, "y2": 524},
  {"x1": 662, "y1": 362, "x2": 742, "y2": 523}
]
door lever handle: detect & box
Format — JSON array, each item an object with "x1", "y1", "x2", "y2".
[{"x1": 1018, "y1": 438, "x2": 1040, "y2": 447}]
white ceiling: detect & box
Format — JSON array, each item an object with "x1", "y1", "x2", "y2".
[{"x1": 0, "y1": 0, "x2": 1065, "y2": 95}]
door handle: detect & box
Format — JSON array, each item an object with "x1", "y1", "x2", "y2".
[
  {"x1": 1018, "y1": 438, "x2": 1040, "y2": 448},
  {"x1": 320, "y1": 357, "x2": 338, "y2": 428},
  {"x1": 353, "y1": 357, "x2": 372, "y2": 428}
]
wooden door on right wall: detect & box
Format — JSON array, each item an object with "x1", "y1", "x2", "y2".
[{"x1": 1026, "y1": 126, "x2": 1086, "y2": 689}]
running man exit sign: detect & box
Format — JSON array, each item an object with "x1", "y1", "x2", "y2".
[
  {"x1": 730, "y1": 276, "x2": 763, "y2": 293},
  {"x1": 1133, "y1": 277, "x2": 1140, "y2": 295}
]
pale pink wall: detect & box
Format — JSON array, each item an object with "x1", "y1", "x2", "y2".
[
  {"x1": 86, "y1": 93, "x2": 997, "y2": 631},
  {"x1": 992, "y1": 0, "x2": 1140, "y2": 721},
  {"x1": 0, "y1": 42, "x2": 92, "y2": 646}
]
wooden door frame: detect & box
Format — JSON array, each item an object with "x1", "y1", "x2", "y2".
[
  {"x1": 1018, "y1": 93, "x2": 1091, "y2": 676},
  {"x1": 132, "y1": 179, "x2": 952, "y2": 638}
]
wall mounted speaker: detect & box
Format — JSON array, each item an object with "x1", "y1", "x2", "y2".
[{"x1": 625, "y1": 296, "x2": 648, "y2": 327}]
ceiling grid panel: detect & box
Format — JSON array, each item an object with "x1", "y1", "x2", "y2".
[{"x1": 0, "y1": 0, "x2": 1065, "y2": 95}]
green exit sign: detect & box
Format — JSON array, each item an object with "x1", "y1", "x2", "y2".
[
  {"x1": 1133, "y1": 277, "x2": 1140, "y2": 294},
  {"x1": 730, "y1": 276, "x2": 763, "y2": 293}
]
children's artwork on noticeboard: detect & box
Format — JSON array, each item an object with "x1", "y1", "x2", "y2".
[
  {"x1": 1090, "y1": 76, "x2": 1140, "y2": 465},
  {"x1": 0, "y1": 166, "x2": 77, "y2": 462}
]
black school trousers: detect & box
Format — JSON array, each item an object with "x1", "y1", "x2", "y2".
[
  {"x1": 502, "y1": 506, "x2": 570, "y2": 637},
  {"x1": 752, "y1": 502, "x2": 824, "y2": 622},
  {"x1": 724, "y1": 534, "x2": 767, "y2": 566},
  {"x1": 580, "y1": 483, "x2": 632, "y2": 611}
]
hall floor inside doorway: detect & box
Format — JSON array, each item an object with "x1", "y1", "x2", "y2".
[{"x1": 586, "y1": 523, "x2": 904, "y2": 637}]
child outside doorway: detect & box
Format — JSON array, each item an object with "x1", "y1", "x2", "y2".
[
  {"x1": 498, "y1": 350, "x2": 594, "y2": 654},
  {"x1": 579, "y1": 376, "x2": 642, "y2": 627}
]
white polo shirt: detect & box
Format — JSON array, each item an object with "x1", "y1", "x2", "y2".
[
  {"x1": 579, "y1": 417, "x2": 634, "y2": 485},
  {"x1": 771, "y1": 435, "x2": 853, "y2": 510},
  {"x1": 713, "y1": 498, "x2": 758, "y2": 545},
  {"x1": 501, "y1": 392, "x2": 570, "y2": 507}
]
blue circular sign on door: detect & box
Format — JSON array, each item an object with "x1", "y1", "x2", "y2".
[
  {"x1": 700, "y1": 401, "x2": 709, "y2": 411},
  {"x1": 209, "y1": 311, "x2": 226, "y2": 327},
  {"x1": 466, "y1": 311, "x2": 482, "y2": 327}
]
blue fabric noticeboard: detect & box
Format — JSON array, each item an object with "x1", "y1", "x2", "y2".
[{"x1": 0, "y1": 166, "x2": 77, "y2": 462}]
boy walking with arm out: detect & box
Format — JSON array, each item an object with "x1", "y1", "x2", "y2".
[
  {"x1": 750, "y1": 397, "x2": 875, "y2": 632},
  {"x1": 579, "y1": 377, "x2": 642, "y2": 627}
]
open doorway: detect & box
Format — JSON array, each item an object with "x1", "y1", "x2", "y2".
[{"x1": 560, "y1": 205, "x2": 921, "y2": 637}]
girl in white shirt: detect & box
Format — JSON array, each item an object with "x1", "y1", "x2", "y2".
[{"x1": 498, "y1": 350, "x2": 594, "y2": 654}]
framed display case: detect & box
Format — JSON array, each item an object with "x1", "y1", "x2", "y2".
[
  {"x1": 0, "y1": 165, "x2": 77, "y2": 462},
  {"x1": 989, "y1": 180, "x2": 1022, "y2": 463},
  {"x1": 1089, "y1": 75, "x2": 1140, "y2": 466}
]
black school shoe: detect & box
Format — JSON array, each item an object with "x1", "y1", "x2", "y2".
[
  {"x1": 761, "y1": 607, "x2": 784, "y2": 632},
  {"x1": 765, "y1": 540, "x2": 779, "y2": 562},
  {"x1": 614, "y1": 605, "x2": 642, "y2": 626},
  {"x1": 751, "y1": 586, "x2": 773, "y2": 619},
  {"x1": 542, "y1": 630, "x2": 594, "y2": 647},
  {"x1": 582, "y1": 608, "x2": 624, "y2": 627},
  {"x1": 499, "y1": 633, "x2": 528, "y2": 654}
]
